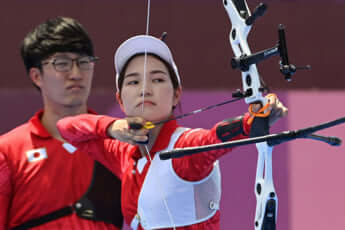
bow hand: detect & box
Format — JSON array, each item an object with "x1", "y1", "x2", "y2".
[
  {"x1": 249, "y1": 94, "x2": 288, "y2": 127},
  {"x1": 108, "y1": 117, "x2": 149, "y2": 145}
]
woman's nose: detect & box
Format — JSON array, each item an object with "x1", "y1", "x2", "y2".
[{"x1": 139, "y1": 80, "x2": 153, "y2": 96}]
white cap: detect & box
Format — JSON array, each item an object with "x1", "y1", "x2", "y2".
[{"x1": 114, "y1": 35, "x2": 181, "y2": 91}]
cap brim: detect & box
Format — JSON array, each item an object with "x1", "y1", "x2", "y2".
[
  {"x1": 114, "y1": 35, "x2": 181, "y2": 91},
  {"x1": 115, "y1": 35, "x2": 174, "y2": 74}
]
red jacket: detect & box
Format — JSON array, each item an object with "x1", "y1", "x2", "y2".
[
  {"x1": 57, "y1": 114, "x2": 251, "y2": 230},
  {"x1": 0, "y1": 111, "x2": 119, "y2": 230}
]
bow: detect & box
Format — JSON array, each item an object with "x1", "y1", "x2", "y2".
[
  {"x1": 223, "y1": 1, "x2": 279, "y2": 229},
  {"x1": 133, "y1": 1, "x2": 344, "y2": 229},
  {"x1": 156, "y1": 1, "x2": 345, "y2": 230}
]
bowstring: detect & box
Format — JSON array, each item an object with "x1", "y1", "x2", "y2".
[
  {"x1": 142, "y1": 0, "x2": 176, "y2": 229},
  {"x1": 141, "y1": 0, "x2": 150, "y2": 113}
]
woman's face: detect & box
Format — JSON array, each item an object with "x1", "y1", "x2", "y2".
[{"x1": 117, "y1": 55, "x2": 181, "y2": 122}]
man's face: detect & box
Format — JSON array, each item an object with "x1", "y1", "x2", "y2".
[{"x1": 32, "y1": 52, "x2": 94, "y2": 109}]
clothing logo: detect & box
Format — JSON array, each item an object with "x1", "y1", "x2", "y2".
[
  {"x1": 26, "y1": 148, "x2": 48, "y2": 162},
  {"x1": 62, "y1": 143, "x2": 77, "y2": 154}
]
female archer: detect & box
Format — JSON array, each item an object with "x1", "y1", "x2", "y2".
[{"x1": 57, "y1": 34, "x2": 287, "y2": 229}]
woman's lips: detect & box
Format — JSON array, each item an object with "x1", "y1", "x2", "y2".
[
  {"x1": 67, "y1": 85, "x2": 84, "y2": 91},
  {"x1": 137, "y1": 101, "x2": 156, "y2": 107}
]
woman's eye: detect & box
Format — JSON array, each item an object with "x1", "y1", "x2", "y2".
[
  {"x1": 127, "y1": 80, "x2": 139, "y2": 85},
  {"x1": 152, "y1": 78, "x2": 165, "y2": 83}
]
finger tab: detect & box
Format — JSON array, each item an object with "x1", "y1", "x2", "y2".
[{"x1": 129, "y1": 123, "x2": 143, "y2": 130}]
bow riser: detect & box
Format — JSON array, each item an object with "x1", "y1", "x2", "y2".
[{"x1": 224, "y1": 0, "x2": 266, "y2": 105}]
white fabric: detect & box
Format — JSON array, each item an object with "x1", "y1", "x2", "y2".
[
  {"x1": 136, "y1": 127, "x2": 221, "y2": 229},
  {"x1": 130, "y1": 214, "x2": 140, "y2": 230},
  {"x1": 137, "y1": 156, "x2": 148, "y2": 174}
]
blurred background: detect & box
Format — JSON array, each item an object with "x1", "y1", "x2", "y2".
[{"x1": 1, "y1": 0, "x2": 344, "y2": 229}]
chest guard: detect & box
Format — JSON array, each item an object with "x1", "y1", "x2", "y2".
[{"x1": 137, "y1": 127, "x2": 221, "y2": 229}]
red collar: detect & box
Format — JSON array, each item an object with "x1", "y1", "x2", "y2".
[
  {"x1": 29, "y1": 109, "x2": 97, "y2": 139},
  {"x1": 151, "y1": 119, "x2": 179, "y2": 153},
  {"x1": 29, "y1": 110, "x2": 51, "y2": 139}
]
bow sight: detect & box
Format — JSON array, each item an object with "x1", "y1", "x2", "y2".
[
  {"x1": 231, "y1": 23, "x2": 311, "y2": 82},
  {"x1": 227, "y1": 0, "x2": 310, "y2": 103}
]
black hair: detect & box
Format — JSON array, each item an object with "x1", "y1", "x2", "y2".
[{"x1": 20, "y1": 16, "x2": 94, "y2": 73}]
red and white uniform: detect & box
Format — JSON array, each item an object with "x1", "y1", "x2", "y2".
[
  {"x1": 0, "y1": 111, "x2": 119, "y2": 230},
  {"x1": 57, "y1": 114, "x2": 251, "y2": 230}
]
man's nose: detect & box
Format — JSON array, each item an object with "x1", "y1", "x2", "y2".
[{"x1": 69, "y1": 62, "x2": 83, "y2": 80}]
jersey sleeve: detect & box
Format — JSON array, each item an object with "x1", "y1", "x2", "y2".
[
  {"x1": 172, "y1": 113, "x2": 252, "y2": 181},
  {"x1": 0, "y1": 152, "x2": 12, "y2": 228},
  {"x1": 57, "y1": 114, "x2": 126, "y2": 179}
]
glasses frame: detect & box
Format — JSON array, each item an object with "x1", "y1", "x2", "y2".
[{"x1": 41, "y1": 56, "x2": 99, "y2": 72}]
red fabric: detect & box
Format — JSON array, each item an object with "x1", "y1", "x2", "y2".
[
  {"x1": 58, "y1": 113, "x2": 251, "y2": 230},
  {"x1": 0, "y1": 111, "x2": 119, "y2": 230}
]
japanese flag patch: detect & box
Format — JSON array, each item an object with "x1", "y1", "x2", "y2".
[{"x1": 26, "y1": 148, "x2": 48, "y2": 162}]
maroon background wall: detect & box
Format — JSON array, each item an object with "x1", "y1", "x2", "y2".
[
  {"x1": 1, "y1": 0, "x2": 344, "y2": 133},
  {"x1": 0, "y1": 1, "x2": 344, "y2": 229},
  {"x1": 1, "y1": 0, "x2": 345, "y2": 91}
]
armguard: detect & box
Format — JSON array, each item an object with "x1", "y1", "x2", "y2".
[{"x1": 216, "y1": 115, "x2": 244, "y2": 142}]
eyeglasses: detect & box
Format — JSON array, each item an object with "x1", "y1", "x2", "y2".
[{"x1": 41, "y1": 56, "x2": 99, "y2": 72}]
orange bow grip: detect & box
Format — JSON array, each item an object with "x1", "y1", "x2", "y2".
[{"x1": 247, "y1": 93, "x2": 277, "y2": 125}]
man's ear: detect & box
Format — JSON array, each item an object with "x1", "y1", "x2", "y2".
[
  {"x1": 116, "y1": 92, "x2": 125, "y2": 112},
  {"x1": 29, "y1": 68, "x2": 42, "y2": 89},
  {"x1": 173, "y1": 86, "x2": 182, "y2": 107}
]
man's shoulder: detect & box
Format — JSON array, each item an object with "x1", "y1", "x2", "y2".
[
  {"x1": 1, "y1": 122, "x2": 31, "y2": 140},
  {"x1": 0, "y1": 121, "x2": 32, "y2": 149}
]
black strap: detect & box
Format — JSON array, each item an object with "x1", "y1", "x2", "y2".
[
  {"x1": 12, "y1": 162, "x2": 123, "y2": 229},
  {"x1": 12, "y1": 206, "x2": 73, "y2": 230},
  {"x1": 76, "y1": 161, "x2": 123, "y2": 228}
]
